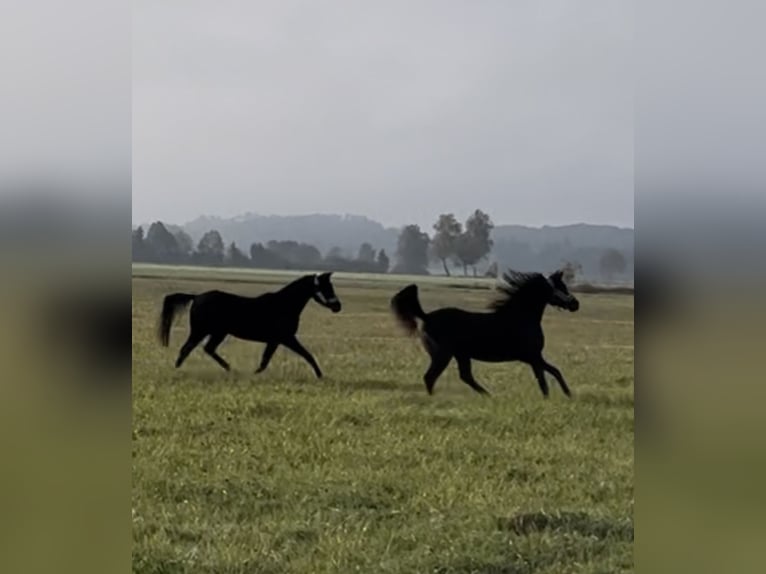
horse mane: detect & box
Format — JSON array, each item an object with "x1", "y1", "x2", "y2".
[
  {"x1": 489, "y1": 270, "x2": 547, "y2": 311},
  {"x1": 276, "y1": 273, "x2": 314, "y2": 293}
]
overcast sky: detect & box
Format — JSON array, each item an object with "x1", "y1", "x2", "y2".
[{"x1": 133, "y1": 1, "x2": 632, "y2": 229}]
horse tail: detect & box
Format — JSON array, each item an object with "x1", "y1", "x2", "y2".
[
  {"x1": 390, "y1": 284, "x2": 426, "y2": 335},
  {"x1": 158, "y1": 293, "x2": 196, "y2": 347}
]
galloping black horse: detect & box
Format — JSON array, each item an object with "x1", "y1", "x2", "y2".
[
  {"x1": 158, "y1": 272, "x2": 341, "y2": 376},
  {"x1": 391, "y1": 270, "x2": 579, "y2": 397}
]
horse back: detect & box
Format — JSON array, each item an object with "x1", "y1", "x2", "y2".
[
  {"x1": 188, "y1": 289, "x2": 255, "y2": 310},
  {"x1": 189, "y1": 289, "x2": 296, "y2": 340}
]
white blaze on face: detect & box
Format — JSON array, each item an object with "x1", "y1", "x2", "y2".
[
  {"x1": 314, "y1": 274, "x2": 339, "y2": 305},
  {"x1": 314, "y1": 275, "x2": 327, "y2": 304}
]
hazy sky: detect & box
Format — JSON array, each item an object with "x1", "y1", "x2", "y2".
[{"x1": 133, "y1": 1, "x2": 632, "y2": 229}]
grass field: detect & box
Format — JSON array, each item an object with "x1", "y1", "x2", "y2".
[{"x1": 132, "y1": 266, "x2": 634, "y2": 573}]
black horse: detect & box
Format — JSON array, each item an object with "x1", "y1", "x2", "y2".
[
  {"x1": 158, "y1": 272, "x2": 341, "y2": 376},
  {"x1": 390, "y1": 270, "x2": 579, "y2": 397}
]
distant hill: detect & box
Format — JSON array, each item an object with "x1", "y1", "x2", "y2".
[
  {"x1": 492, "y1": 223, "x2": 634, "y2": 281},
  {"x1": 493, "y1": 223, "x2": 634, "y2": 252},
  {"x1": 138, "y1": 212, "x2": 633, "y2": 282}
]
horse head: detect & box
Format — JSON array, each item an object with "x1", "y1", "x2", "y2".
[
  {"x1": 311, "y1": 272, "x2": 342, "y2": 313},
  {"x1": 547, "y1": 270, "x2": 579, "y2": 312}
]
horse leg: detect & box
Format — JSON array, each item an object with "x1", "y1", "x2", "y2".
[
  {"x1": 423, "y1": 352, "x2": 451, "y2": 395},
  {"x1": 456, "y1": 357, "x2": 490, "y2": 395},
  {"x1": 530, "y1": 362, "x2": 550, "y2": 398},
  {"x1": 175, "y1": 331, "x2": 205, "y2": 368},
  {"x1": 282, "y1": 335, "x2": 323, "y2": 378},
  {"x1": 542, "y1": 359, "x2": 572, "y2": 397},
  {"x1": 255, "y1": 342, "x2": 279, "y2": 374},
  {"x1": 203, "y1": 333, "x2": 231, "y2": 371}
]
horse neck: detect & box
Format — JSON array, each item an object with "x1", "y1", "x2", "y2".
[
  {"x1": 496, "y1": 296, "x2": 548, "y2": 324},
  {"x1": 277, "y1": 276, "x2": 314, "y2": 312}
]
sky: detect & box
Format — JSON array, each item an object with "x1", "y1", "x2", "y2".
[{"x1": 132, "y1": 1, "x2": 633, "y2": 229}]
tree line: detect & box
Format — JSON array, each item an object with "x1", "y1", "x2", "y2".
[
  {"x1": 132, "y1": 222, "x2": 391, "y2": 273},
  {"x1": 133, "y1": 209, "x2": 628, "y2": 281}
]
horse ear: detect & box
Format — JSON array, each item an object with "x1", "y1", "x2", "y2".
[
  {"x1": 321, "y1": 271, "x2": 333, "y2": 279},
  {"x1": 550, "y1": 269, "x2": 563, "y2": 280}
]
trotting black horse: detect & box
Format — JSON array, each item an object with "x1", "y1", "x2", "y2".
[
  {"x1": 158, "y1": 272, "x2": 341, "y2": 376},
  {"x1": 390, "y1": 269, "x2": 579, "y2": 397}
]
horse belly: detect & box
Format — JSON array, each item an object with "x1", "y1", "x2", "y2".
[
  {"x1": 463, "y1": 333, "x2": 541, "y2": 363},
  {"x1": 229, "y1": 316, "x2": 297, "y2": 342},
  {"x1": 227, "y1": 323, "x2": 275, "y2": 342},
  {"x1": 468, "y1": 346, "x2": 523, "y2": 363},
  {"x1": 228, "y1": 329, "x2": 268, "y2": 342}
]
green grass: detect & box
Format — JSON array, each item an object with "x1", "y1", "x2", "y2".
[{"x1": 132, "y1": 267, "x2": 634, "y2": 573}]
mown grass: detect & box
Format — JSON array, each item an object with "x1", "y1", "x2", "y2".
[{"x1": 132, "y1": 268, "x2": 634, "y2": 573}]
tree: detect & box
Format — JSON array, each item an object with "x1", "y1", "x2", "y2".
[
  {"x1": 226, "y1": 241, "x2": 249, "y2": 267},
  {"x1": 599, "y1": 248, "x2": 626, "y2": 280},
  {"x1": 132, "y1": 226, "x2": 146, "y2": 261},
  {"x1": 250, "y1": 242, "x2": 288, "y2": 269},
  {"x1": 377, "y1": 249, "x2": 390, "y2": 273},
  {"x1": 249, "y1": 242, "x2": 268, "y2": 267},
  {"x1": 561, "y1": 260, "x2": 583, "y2": 284},
  {"x1": 326, "y1": 246, "x2": 345, "y2": 261},
  {"x1": 296, "y1": 243, "x2": 322, "y2": 267},
  {"x1": 431, "y1": 213, "x2": 462, "y2": 276},
  {"x1": 267, "y1": 240, "x2": 322, "y2": 268},
  {"x1": 195, "y1": 229, "x2": 225, "y2": 266},
  {"x1": 173, "y1": 229, "x2": 194, "y2": 261},
  {"x1": 484, "y1": 261, "x2": 499, "y2": 278},
  {"x1": 394, "y1": 225, "x2": 430, "y2": 274},
  {"x1": 454, "y1": 210, "x2": 494, "y2": 276},
  {"x1": 357, "y1": 242, "x2": 376, "y2": 263},
  {"x1": 145, "y1": 221, "x2": 181, "y2": 263}
]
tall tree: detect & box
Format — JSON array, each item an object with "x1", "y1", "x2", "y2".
[
  {"x1": 431, "y1": 213, "x2": 462, "y2": 276},
  {"x1": 132, "y1": 226, "x2": 146, "y2": 261},
  {"x1": 357, "y1": 242, "x2": 376, "y2": 263},
  {"x1": 326, "y1": 246, "x2": 345, "y2": 260},
  {"x1": 455, "y1": 210, "x2": 494, "y2": 276},
  {"x1": 249, "y1": 242, "x2": 267, "y2": 267},
  {"x1": 173, "y1": 229, "x2": 194, "y2": 261},
  {"x1": 376, "y1": 249, "x2": 390, "y2": 273},
  {"x1": 226, "y1": 241, "x2": 249, "y2": 266},
  {"x1": 195, "y1": 229, "x2": 225, "y2": 266},
  {"x1": 599, "y1": 248, "x2": 626, "y2": 280},
  {"x1": 267, "y1": 240, "x2": 322, "y2": 268},
  {"x1": 145, "y1": 221, "x2": 181, "y2": 263},
  {"x1": 250, "y1": 242, "x2": 287, "y2": 269},
  {"x1": 394, "y1": 225, "x2": 430, "y2": 274}
]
